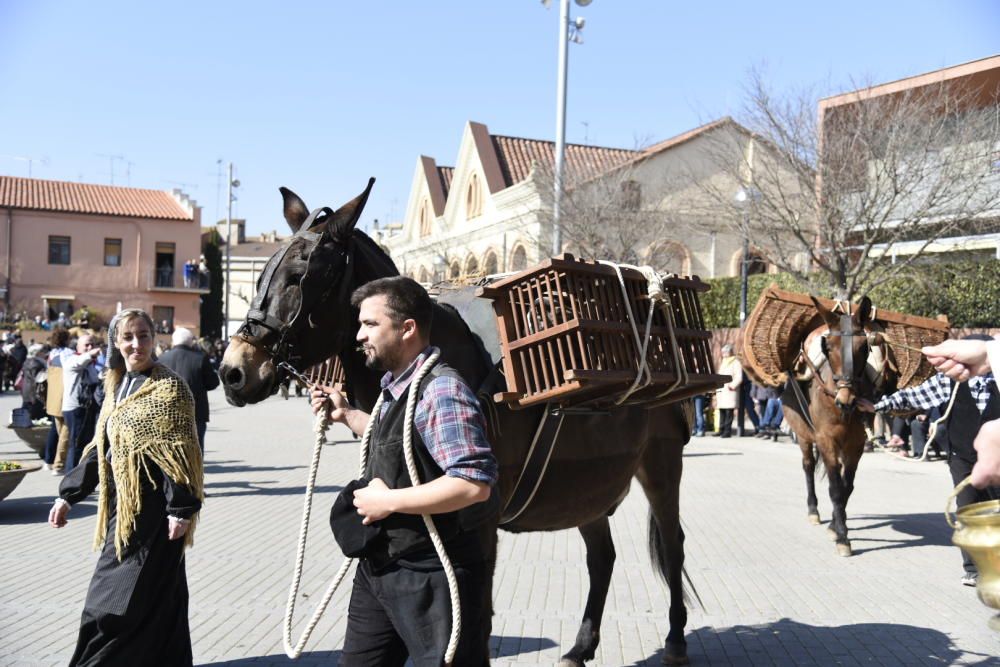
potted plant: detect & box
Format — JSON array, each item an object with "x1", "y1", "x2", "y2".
[{"x1": 0, "y1": 460, "x2": 42, "y2": 502}]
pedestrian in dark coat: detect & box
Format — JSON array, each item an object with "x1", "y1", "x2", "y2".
[{"x1": 157, "y1": 327, "x2": 220, "y2": 451}]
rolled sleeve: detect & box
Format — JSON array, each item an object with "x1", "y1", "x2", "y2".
[{"x1": 414, "y1": 376, "x2": 498, "y2": 486}]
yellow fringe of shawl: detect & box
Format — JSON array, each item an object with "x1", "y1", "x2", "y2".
[{"x1": 80, "y1": 365, "x2": 205, "y2": 560}]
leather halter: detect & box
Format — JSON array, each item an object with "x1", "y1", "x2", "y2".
[
  {"x1": 236, "y1": 207, "x2": 354, "y2": 369},
  {"x1": 801, "y1": 311, "x2": 869, "y2": 400}
]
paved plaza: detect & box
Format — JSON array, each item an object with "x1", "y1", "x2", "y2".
[{"x1": 2, "y1": 388, "x2": 998, "y2": 666}]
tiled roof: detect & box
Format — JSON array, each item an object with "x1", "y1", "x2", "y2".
[
  {"x1": 490, "y1": 135, "x2": 639, "y2": 187},
  {"x1": 437, "y1": 166, "x2": 454, "y2": 197},
  {"x1": 0, "y1": 175, "x2": 193, "y2": 220}
]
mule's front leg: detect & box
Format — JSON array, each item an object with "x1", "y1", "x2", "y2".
[
  {"x1": 559, "y1": 518, "x2": 615, "y2": 666},
  {"x1": 800, "y1": 441, "x2": 821, "y2": 524},
  {"x1": 826, "y1": 466, "x2": 853, "y2": 557}
]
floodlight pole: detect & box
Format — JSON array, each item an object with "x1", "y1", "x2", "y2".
[
  {"x1": 552, "y1": 0, "x2": 571, "y2": 256},
  {"x1": 224, "y1": 162, "x2": 234, "y2": 338}
]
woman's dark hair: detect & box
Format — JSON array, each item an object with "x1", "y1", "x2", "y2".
[
  {"x1": 350, "y1": 276, "x2": 433, "y2": 335},
  {"x1": 49, "y1": 328, "x2": 70, "y2": 348}
]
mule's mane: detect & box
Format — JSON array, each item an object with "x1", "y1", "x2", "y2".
[{"x1": 349, "y1": 228, "x2": 399, "y2": 282}]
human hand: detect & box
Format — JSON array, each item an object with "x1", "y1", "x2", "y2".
[
  {"x1": 310, "y1": 385, "x2": 350, "y2": 424},
  {"x1": 922, "y1": 339, "x2": 990, "y2": 382},
  {"x1": 167, "y1": 516, "x2": 190, "y2": 540},
  {"x1": 353, "y1": 478, "x2": 394, "y2": 525},
  {"x1": 49, "y1": 500, "x2": 69, "y2": 528},
  {"x1": 854, "y1": 397, "x2": 876, "y2": 413},
  {"x1": 971, "y1": 419, "x2": 1000, "y2": 489}
]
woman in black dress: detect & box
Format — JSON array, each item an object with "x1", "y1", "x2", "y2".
[{"x1": 49, "y1": 308, "x2": 204, "y2": 666}]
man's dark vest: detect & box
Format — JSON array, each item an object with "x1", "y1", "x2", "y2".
[
  {"x1": 944, "y1": 379, "x2": 1000, "y2": 463},
  {"x1": 364, "y1": 360, "x2": 494, "y2": 570}
]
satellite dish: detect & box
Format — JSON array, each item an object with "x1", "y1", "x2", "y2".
[{"x1": 575, "y1": 0, "x2": 593, "y2": 5}]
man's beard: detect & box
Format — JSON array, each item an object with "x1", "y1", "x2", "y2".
[{"x1": 363, "y1": 345, "x2": 400, "y2": 372}]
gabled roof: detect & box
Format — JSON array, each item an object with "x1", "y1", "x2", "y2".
[
  {"x1": 0, "y1": 175, "x2": 193, "y2": 220},
  {"x1": 490, "y1": 134, "x2": 638, "y2": 187},
  {"x1": 437, "y1": 166, "x2": 454, "y2": 198}
]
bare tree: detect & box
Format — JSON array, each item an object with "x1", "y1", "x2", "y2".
[{"x1": 696, "y1": 68, "x2": 1000, "y2": 299}]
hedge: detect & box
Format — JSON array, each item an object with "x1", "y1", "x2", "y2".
[{"x1": 700, "y1": 259, "x2": 1000, "y2": 329}]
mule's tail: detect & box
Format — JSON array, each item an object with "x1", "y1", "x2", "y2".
[{"x1": 647, "y1": 511, "x2": 704, "y2": 610}]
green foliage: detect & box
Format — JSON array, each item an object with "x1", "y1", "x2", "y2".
[
  {"x1": 701, "y1": 259, "x2": 1000, "y2": 328},
  {"x1": 14, "y1": 319, "x2": 40, "y2": 331},
  {"x1": 71, "y1": 306, "x2": 105, "y2": 329},
  {"x1": 200, "y1": 230, "x2": 225, "y2": 339},
  {"x1": 0, "y1": 461, "x2": 23, "y2": 472}
]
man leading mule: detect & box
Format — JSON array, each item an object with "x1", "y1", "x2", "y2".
[{"x1": 310, "y1": 276, "x2": 496, "y2": 666}]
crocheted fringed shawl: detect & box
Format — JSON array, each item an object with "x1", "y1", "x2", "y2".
[{"x1": 81, "y1": 364, "x2": 204, "y2": 560}]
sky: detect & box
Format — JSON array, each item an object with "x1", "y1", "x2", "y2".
[{"x1": 1, "y1": 1, "x2": 998, "y2": 237}]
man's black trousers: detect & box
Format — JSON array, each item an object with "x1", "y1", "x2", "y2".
[{"x1": 340, "y1": 555, "x2": 489, "y2": 666}]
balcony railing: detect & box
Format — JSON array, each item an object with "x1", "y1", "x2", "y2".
[{"x1": 147, "y1": 268, "x2": 211, "y2": 293}]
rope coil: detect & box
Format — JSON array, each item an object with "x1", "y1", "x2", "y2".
[{"x1": 282, "y1": 350, "x2": 462, "y2": 665}]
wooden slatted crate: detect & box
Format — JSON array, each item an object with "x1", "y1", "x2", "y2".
[
  {"x1": 304, "y1": 354, "x2": 345, "y2": 391},
  {"x1": 476, "y1": 254, "x2": 729, "y2": 409}
]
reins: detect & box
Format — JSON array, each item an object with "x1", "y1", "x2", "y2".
[{"x1": 281, "y1": 350, "x2": 463, "y2": 665}]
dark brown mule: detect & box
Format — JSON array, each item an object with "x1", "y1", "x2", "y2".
[
  {"x1": 780, "y1": 295, "x2": 886, "y2": 557},
  {"x1": 218, "y1": 182, "x2": 695, "y2": 665}
]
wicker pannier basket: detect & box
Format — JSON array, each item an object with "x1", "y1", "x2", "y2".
[{"x1": 742, "y1": 284, "x2": 949, "y2": 389}]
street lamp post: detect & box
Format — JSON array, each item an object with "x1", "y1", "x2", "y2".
[
  {"x1": 223, "y1": 163, "x2": 240, "y2": 338},
  {"x1": 548, "y1": 0, "x2": 590, "y2": 256},
  {"x1": 734, "y1": 186, "x2": 758, "y2": 437}
]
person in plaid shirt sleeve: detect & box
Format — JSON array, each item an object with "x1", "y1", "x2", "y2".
[
  {"x1": 311, "y1": 276, "x2": 496, "y2": 666},
  {"x1": 859, "y1": 333, "x2": 1000, "y2": 587}
]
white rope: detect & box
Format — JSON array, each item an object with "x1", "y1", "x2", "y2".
[
  {"x1": 399, "y1": 350, "x2": 463, "y2": 665},
  {"x1": 889, "y1": 379, "x2": 961, "y2": 464},
  {"x1": 282, "y1": 351, "x2": 462, "y2": 665},
  {"x1": 282, "y1": 392, "x2": 382, "y2": 658}
]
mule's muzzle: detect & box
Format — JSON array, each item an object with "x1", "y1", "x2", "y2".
[{"x1": 220, "y1": 338, "x2": 279, "y2": 406}]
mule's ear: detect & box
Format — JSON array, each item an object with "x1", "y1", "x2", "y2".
[
  {"x1": 856, "y1": 295, "x2": 873, "y2": 324},
  {"x1": 280, "y1": 187, "x2": 310, "y2": 233},
  {"x1": 324, "y1": 178, "x2": 376, "y2": 240},
  {"x1": 809, "y1": 295, "x2": 837, "y2": 325}
]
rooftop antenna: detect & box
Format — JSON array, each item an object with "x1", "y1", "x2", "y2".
[
  {"x1": 166, "y1": 180, "x2": 199, "y2": 192},
  {"x1": 1, "y1": 154, "x2": 49, "y2": 178},
  {"x1": 581, "y1": 121, "x2": 589, "y2": 144},
  {"x1": 96, "y1": 153, "x2": 126, "y2": 185}
]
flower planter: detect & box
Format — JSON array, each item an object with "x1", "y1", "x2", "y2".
[
  {"x1": 0, "y1": 461, "x2": 42, "y2": 502},
  {"x1": 10, "y1": 425, "x2": 49, "y2": 458}
]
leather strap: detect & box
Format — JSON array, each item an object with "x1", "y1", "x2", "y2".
[{"x1": 499, "y1": 409, "x2": 565, "y2": 525}]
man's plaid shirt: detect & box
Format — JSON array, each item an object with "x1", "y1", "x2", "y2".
[
  {"x1": 378, "y1": 346, "x2": 497, "y2": 485},
  {"x1": 874, "y1": 372, "x2": 997, "y2": 414}
]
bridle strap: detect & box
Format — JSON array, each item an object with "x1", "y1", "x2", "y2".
[{"x1": 238, "y1": 206, "x2": 353, "y2": 367}]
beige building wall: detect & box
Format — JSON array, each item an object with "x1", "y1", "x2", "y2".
[{"x1": 384, "y1": 120, "x2": 777, "y2": 283}]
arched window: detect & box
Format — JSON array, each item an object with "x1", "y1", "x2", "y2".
[
  {"x1": 466, "y1": 173, "x2": 482, "y2": 219},
  {"x1": 729, "y1": 248, "x2": 769, "y2": 277},
  {"x1": 449, "y1": 261, "x2": 461, "y2": 281},
  {"x1": 464, "y1": 254, "x2": 479, "y2": 278},
  {"x1": 646, "y1": 241, "x2": 691, "y2": 275},
  {"x1": 510, "y1": 245, "x2": 528, "y2": 272},
  {"x1": 483, "y1": 250, "x2": 499, "y2": 275},
  {"x1": 419, "y1": 200, "x2": 431, "y2": 237},
  {"x1": 418, "y1": 266, "x2": 430, "y2": 284}
]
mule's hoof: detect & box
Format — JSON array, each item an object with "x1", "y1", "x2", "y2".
[
  {"x1": 663, "y1": 641, "x2": 689, "y2": 665},
  {"x1": 558, "y1": 660, "x2": 584, "y2": 667},
  {"x1": 837, "y1": 542, "x2": 853, "y2": 557},
  {"x1": 807, "y1": 513, "x2": 821, "y2": 525},
  {"x1": 826, "y1": 527, "x2": 838, "y2": 541}
]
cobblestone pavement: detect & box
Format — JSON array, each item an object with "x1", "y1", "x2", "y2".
[{"x1": 2, "y1": 389, "x2": 998, "y2": 666}]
